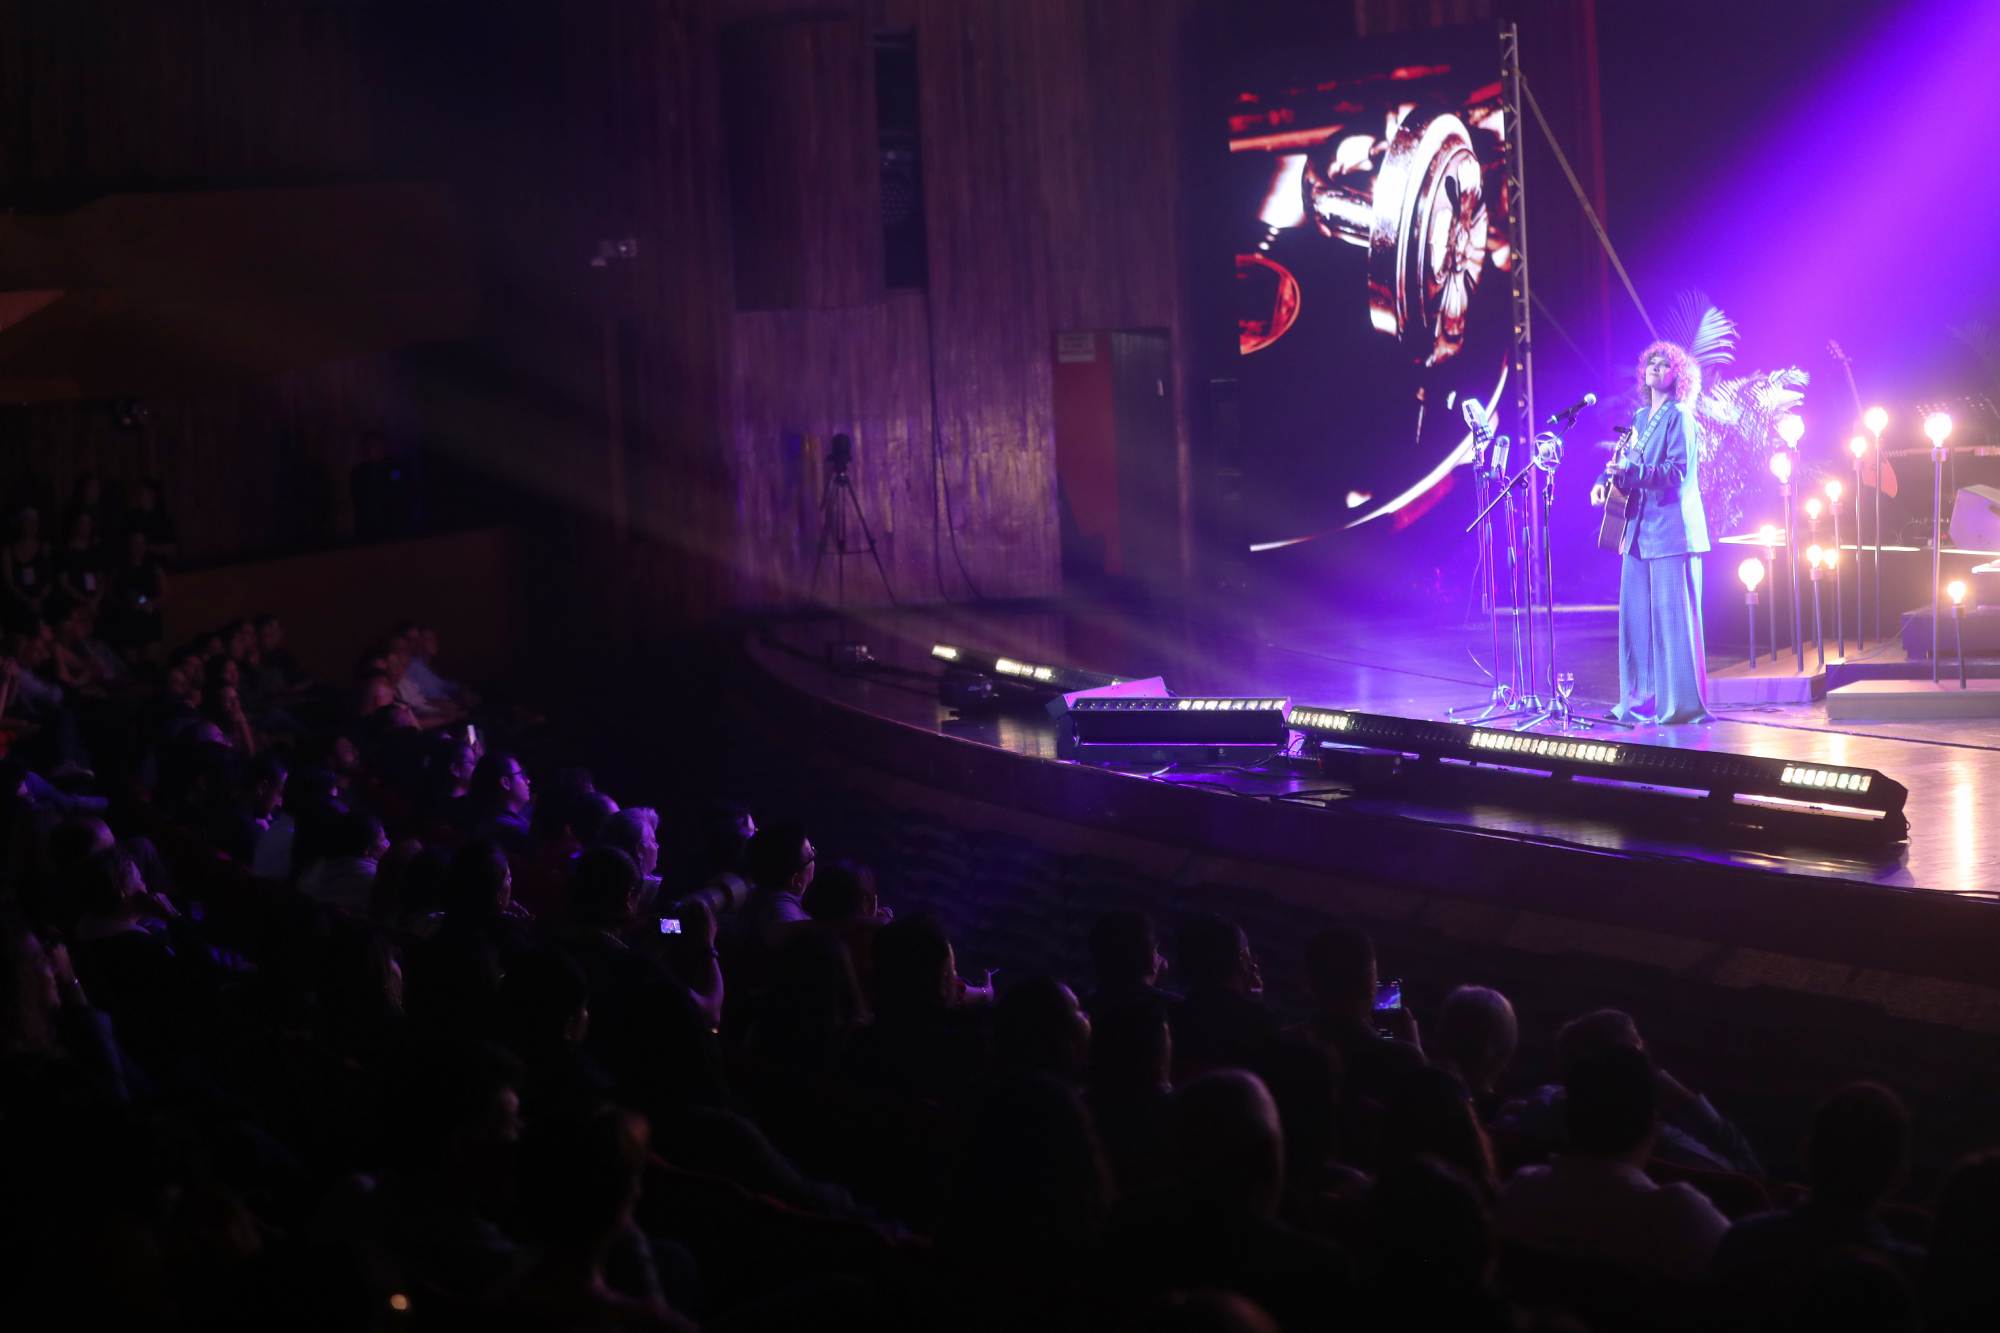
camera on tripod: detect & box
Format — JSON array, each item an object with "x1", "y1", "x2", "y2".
[{"x1": 809, "y1": 429, "x2": 894, "y2": 661}]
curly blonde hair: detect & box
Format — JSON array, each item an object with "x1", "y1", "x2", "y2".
[{"x1": 1637, "y1": 340, "x2": 1701, "y2": 405}]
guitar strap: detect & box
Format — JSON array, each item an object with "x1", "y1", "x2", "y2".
[
  {"x1": 1612, "y1": 405, "x2": 1678, "y2": 556},
  {"x1": 1632, "y1": 402, "x2": 1676, "y2": 471}
]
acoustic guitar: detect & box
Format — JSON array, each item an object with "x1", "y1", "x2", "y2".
[{"x1": 1597, "y1": 427, "x2": 1639, "y2": 552}]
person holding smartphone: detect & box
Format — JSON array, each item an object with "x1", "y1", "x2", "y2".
[
  {"x1": 1295, "y1": 926, "x2": 1425, "y2": 1164},
  {"x1": 104, "y1": 526, "x2": 167, "y2": 657}
]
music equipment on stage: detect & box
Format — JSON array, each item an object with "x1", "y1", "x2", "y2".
[
  {"x1": 1829, "y1": 342, "x2": 1897, "y2": 496},
  {"x1": 1461, "y1": 408, "x2": 1617, "y2": 732},
  {"x1": 1447, "y1": 398, "x2": 1530, "y2": 723},
  {"x1": 1061, "y1": 694, "x2": 1291, "y2": 757},
  {"x1": 1545, "y1": 391, "x2": 1597, "y2": 427},
  {"x1": 1597, "y1": 427, "x2": 1639, "y2": 552},
  {"x1": 1901, "y1": 603, "x2": 2000, "y2": 659},
  {"x1": 1952, "y1": 484, "x2": 2000, "y2": 552},
  {"x1": 1289, "y1": 704, "x2": 1909, "y2": 845},
  {"x1": 1831, "y1": 339, "x2": 1891, "y2": 646}
]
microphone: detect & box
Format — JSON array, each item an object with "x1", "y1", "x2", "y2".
[
  {"x1": 1462, "y1": 398, "x2": 1490, "y2": 461},
  {"x1": 1544, "y1": 392, "x2": 1596, "y2": 427}
]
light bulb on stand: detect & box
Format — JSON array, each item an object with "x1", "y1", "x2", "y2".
[
  {"x1": 1824, "y1": 478, "x2": 1846, "y2": 656},
  {"x1": 1756, "y1": 524, "x2": 1780, "y2": 662},
  {"x1": 1849, "y1": 435, "x2": 1868, "y2": 459},
  {"x1": 1806, "y1": 497, "x2": 1822, "y2": 523},
  {"x1": 1774, "y1": 446, "x2": 1805, "y2": 671},
  {"x1": 1777, "y1": 415, "x2": 1805, "y2": 447},
  {"x1": 1861, "y1": 415, "x2": 1888, "y2": 650},
  {"x1": 1806, "y1": 546, "x2": 1826, "y2": 668},
  {"x1": 1862, "y1": 412, "x2": 1887, "y2": 648},
  {"x1": 1739, "y1": 558, "x2": 1765, "y2": 669},
  {"x1": 1924, "y1": 411, "x2": 1956, "y2": 684}
]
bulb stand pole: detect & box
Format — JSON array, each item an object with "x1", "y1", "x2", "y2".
[
  {"x1": 1872, "y1": 431, "x2": 1884, "y2": 645},
  {"x1": 1932, "y1": 444, "x2": 1946, "y2": 685},
  {"x1": 1784, "y1": 482, "x2": 1804, "y2": 673},
  {"x1": 1852, "y1": 452, "x2": 1868, "y2": 650},
  {"x1": 1956, "y1": 602, "x2": 1968, "y2": 690},
  {"x1": 1811, "y1": 563, "x2": 1826, "y2": 673}
]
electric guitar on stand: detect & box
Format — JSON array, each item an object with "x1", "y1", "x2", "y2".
[{"x1": 1829, "y1": 340, "x2": 1897, "y2": 498}]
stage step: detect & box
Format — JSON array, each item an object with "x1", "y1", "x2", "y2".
[
  {"x1": 1707, "y1": 656, "x2": 1826, "y2": 705},
  {"x1": 1826, "y1": 678, "x2": 2000, "y2": 721}
]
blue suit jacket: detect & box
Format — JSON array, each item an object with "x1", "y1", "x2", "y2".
[{"x1": 1609, "y1": 401, "x2": 1710, "y2": 558}]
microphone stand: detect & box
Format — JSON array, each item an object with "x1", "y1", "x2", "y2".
[
  {"x1": 1449, "y1": 423, "x2": 1528, "y2": 722},
  {"x1": 1466, "y1": 444, "x2": 1548, "y2": 713},
  {"x1": 1512, "y1": 426, "x2": 1631, "y2": 734}
]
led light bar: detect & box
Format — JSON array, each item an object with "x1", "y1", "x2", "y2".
[
  {"x1": 931, "y1": 643, "x2": 1123, "y2": 694},
  {"x1": 1066, "y1": 695, "x2": 1291, "y2": 747},
  {"x1": 1780, "y1": 764, "x2": 1872, "y2": 794},
  {"x1": 1288, "y1": 707, "x2": 1355, "y2": 735},
  {"x1": 1466, "y1": 730, "x2": 1621, "y2": 765},
  {"x1": 1282, "y1": 706, "x2": 1908, "y2": 843}
]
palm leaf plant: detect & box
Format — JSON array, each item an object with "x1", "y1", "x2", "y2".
[{"x1": 1657, "y1": 292, "x2": 1809, "y2": 536}]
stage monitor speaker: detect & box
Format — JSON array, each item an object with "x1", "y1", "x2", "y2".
[
  {"x1": 1951, "y1": 484, "x2": 2000, "y2": 552},
  {"x1": 1900, "y1": 605, "x2": 2000, "y2": 659}
]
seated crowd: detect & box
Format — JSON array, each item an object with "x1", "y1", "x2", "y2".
[{"x1": 0, "y1": 576, "x2": 1993, "y2": 1330}]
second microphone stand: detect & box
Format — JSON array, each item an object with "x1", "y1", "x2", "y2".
[
  {"x1": 1518, "y1": 429, "x2": 1621, "y2": 732},
  {"x1": 1469, "y1": 418, "x2": 1630, "y2": 733},
  {"x1": 1451, "y1": 407, "x2": 1532, "y2": 721}
]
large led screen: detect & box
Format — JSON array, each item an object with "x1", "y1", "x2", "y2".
[{"x1": 1221, "y1": 25, "x2": 1515, "y2": 588}]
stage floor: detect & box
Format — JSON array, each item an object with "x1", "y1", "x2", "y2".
[{"x1": 758, "y1": 597, "x2": 2000, "y2": 899}]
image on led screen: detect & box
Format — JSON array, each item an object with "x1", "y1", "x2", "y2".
[{"x1": 1223, "y1": 25, "x2": 1514, "y2": 568}]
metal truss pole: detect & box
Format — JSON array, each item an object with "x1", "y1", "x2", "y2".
[{"x1": 1500, "y1": 23, "x2": 1540, "y2": 705}]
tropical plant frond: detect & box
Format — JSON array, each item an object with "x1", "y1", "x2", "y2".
[
  {"x1": 1693, "y1": 366, "x2": 1808, "y2": 534},
  {"x1": 1661, "y1": 290, "x2": 1709, "y2": 347},
  {"x1": 1662, "y1": 290, "x2": 1738, "y2": 370}
]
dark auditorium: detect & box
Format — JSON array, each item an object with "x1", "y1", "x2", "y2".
[{"x1": 3, "y1": 1, "x2": 2000, "y2": 1330}]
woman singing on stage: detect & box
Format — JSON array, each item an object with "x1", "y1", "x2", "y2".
[{"x1": 1592, "y1": 342, "x2": 1713, "y2": 725}]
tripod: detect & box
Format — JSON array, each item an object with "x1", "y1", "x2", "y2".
[{"x1": 807, "y1": 433, "x2": 894, "y2": 611}]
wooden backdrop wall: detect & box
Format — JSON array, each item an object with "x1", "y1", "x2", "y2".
[
  {"x1": 713, "y1": 0, "x2": 1194, "y2": 608},
  {"x1": 0, "y1": 0, "x2": 1602, "y2": 623},
  {"x1": 0, "y1": 0, "x2": 400, "y2": 559}
]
